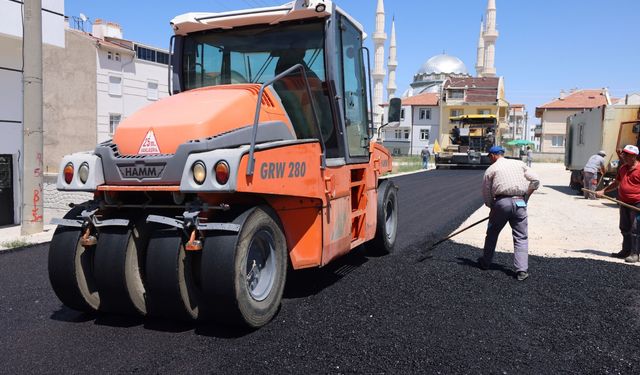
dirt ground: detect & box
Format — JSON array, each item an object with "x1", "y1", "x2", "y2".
[{"x1": 452, "y1": 162, "x2": 638, "y2": 266}]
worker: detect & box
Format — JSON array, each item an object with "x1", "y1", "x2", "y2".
[
  {"x1": 421, "y1": 146, "x2": 431, "y2": 169},
  {"x1": 583, "y1": 150, "x2": 607, "y2": 199},
  {"x1": 526, "y1": 146, "x2": 533, "y2": 168},
  {"x1": 596, "y1": 145, "x2": 640, "y2": 263},
  {"x1": 478, "y1": 146, "x2": 541, "y2": 281},
  {"x1": 450, "y1": 126, "x2": 460, "y2": 144},
  {"x1": 484, "y1": 131, "x2": 495, "y2": 152}
]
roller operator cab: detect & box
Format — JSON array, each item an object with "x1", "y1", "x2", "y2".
[{"x1": 49, "y1": 1, "x2": 398, "y2": 328}]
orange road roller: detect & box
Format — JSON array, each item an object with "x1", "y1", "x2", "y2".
[{"x1": 49, "y1": 0, "x2": 399, "y2": 328}]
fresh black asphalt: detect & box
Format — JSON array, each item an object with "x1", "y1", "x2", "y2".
[{"x1": 1, "y1": 169, "x2": 639, "y2": 374}]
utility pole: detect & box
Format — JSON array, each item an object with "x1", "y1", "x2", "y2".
[{"x1": 21, "y1": 0, "x2": 44, "y2": 235}]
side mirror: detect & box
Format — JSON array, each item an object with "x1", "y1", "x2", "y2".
[{"x1": 387, "y1": 98, "x2": 402, "y2": 123}]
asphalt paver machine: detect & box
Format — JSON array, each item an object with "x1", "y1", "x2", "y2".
[{"x1": 435, "y1": 114, "x2": 497, "y2": 168}]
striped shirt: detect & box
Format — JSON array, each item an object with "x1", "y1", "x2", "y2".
[{"x1": 482, "y1": 157, "x2": 541, "y2": 207}]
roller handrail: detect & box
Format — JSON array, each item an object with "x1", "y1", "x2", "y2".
[{"x1": 247, "y1": 63, "x2": 326, "y2": 176}]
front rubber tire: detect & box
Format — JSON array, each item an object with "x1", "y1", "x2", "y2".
[
  {"x1": 48, "y1": 206, "x2": 99, "y2": 313},
  {"x1": 93, "y1": 220, "x2": 149, "y2": 316},
  {"x1": 369, "y1": 179, "x2": 399, "y2": 255},
  {"x1": 201, "y1": 206, "x2": 287, "y2": 328},
  {"x1": 145, "y1": 229, "x2": 202, "y2": 321}
]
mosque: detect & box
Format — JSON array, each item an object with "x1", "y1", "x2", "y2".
[{"x1": 373, "y1": 0, "x2": 507, "y2": 155}]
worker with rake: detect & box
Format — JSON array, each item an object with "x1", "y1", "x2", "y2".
[
  {"x1": 596, "y1": 145, "x2": 640, "y2": 263},
  {"x1": 478, "y1": 146, "x2": 541, "y2": 281}
]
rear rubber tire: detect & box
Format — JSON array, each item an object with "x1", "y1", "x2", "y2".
[
  {"x1": 201, "y1": 206, "x2": 287, "y2": 328},
  {"x1": 145, "y1": 229, "x2": 201, "y2": 321},
  {"x1": 48, "y1": 206, "x2": 99, "y2": 313},
  {"x1": 369, "y1": 179, "x2": 399, "y2": 255},
  {"x1": 93, "y1": 220, "x2": 149, "y2": 316}
]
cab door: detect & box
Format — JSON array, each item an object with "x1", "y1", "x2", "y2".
[
  {"x1": 338, "y1": 16, "x2": 369, "y2": 162},
  {"x1": 319, "y1": 14, "x2": 373, "y2": 265}
]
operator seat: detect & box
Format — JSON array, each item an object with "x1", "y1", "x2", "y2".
[{"x1": 273, "y1": 50, "x2": 337, "y2": 157}]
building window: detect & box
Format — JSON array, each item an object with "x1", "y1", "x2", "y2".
[
  {"x1": 552, "y1": 135, "x2": 565, "y2": 147},
  {"x1": 404, "y1": 130, "x2": 410, "y2": 139},
  {"x1": 107, "y1": 51, "x2": 113, "y2": 60},
  {"x1": 135, "y1": 45, "x2": 169, "y2": 65},
  {"x1": 400, "y1": 108, "x2": 405, "y2": 120},
  {"x1": 115, "y1": 53, "x2": 121, "y2": 62},
  {"x1": 156, "y1": 51, "x2": 169, "y2": 65},
  {"x1": 420, "y1": 129, "x2": 430, "y2": 140},
  {"x1": 478, "y1": 109, "x2": 490, "y2": 115},
  {"x1": 394, "y1": 130, "x2": 402, "y2": 139},
  {"x1": 392, "y1": 148, "x2": 401, "y2": 156},
  {"x1": 109, "y1": 114, "x2": 122, "y2": 134},
  {"x1": 449, "y1": 89, "x2": 464, "y2": 99},
  {"x1": 450, "y1": 109, "x2": 463, "y2": 118},
  {"x1": 147, "y1": 81, "x2": 159, "y2": 100},
  {"x1": 108, "y1": 75, "x2": 122, "y2": 96},
  {"x1": 419, "y1": 108, "x2": 431, "y2": 120}
]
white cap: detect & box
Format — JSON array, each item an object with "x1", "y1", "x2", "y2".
[
  {"x1": 597, "y1": 150, "x2": 606, "y2": 156},
  {"x1": 623, "y1": 145, "x2": 639, "y2": 155}
]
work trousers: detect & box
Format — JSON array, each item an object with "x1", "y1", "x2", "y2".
[
  {"x1": 583, "y1": 171, "x2": 597, "y2": 199},
  {"x1": 422, "y1": 157, "x2": 429, "y2": 169},
  {"x1": 619, "y1": 203, "x2": 640, "y2": 254},
  {"x1": 482, "y1": 196, "x2": 529, "y2": 272},
  {"x1": 526, "y1": 158, "x2": 532, "y2": 168}
]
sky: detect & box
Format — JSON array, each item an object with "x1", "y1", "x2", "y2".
[{"x1": 65, "y1": 0, "x2": 640, "y2": 126}]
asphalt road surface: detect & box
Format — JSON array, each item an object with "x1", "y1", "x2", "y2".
[{"x1": 1, "y1": 169, "x2": 639, "y2": 374}]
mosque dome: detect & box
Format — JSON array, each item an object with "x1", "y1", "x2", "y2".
[{"x1": 416, "y1": 54, "x2": 468, "y2": 76}]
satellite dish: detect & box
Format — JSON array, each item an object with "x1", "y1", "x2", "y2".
[{"x1": 79, "y1": 13, "x2": 87, "y2": 22}]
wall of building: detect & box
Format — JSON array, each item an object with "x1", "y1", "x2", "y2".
[
  {"x1": 0, "y1": 45, "x2": 22, "y2": 224},
  {"x1": 0, "y1": 0, "x2": 65, "y2": 225},
  {"x1": 0, "y1": 0, "x2": 65, "y2": 48},
  {"x1": 96, "y1": 47, "x2": 169, "y2": 143},
  {"x1": 381, "y1": 104, "x2": 441, "y2": 156},
  {"x1": 43, "y1": 30, "x2": 97, "y2": 174},
  {"x1": 410, "y1": 105, "x2": 439, "y2": 155},
  {"x1": 540, "y1": 109, "x2": 577, "y2": 153}
]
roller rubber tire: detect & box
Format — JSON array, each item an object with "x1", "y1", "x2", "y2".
[
  {"x1": 93, "y1": 221, "x2": 149, "y2": 316},
  {"x1": 145, "y1": 229, "x2": 201, "y2": 321},
  {"x1": 48, "y1": 206, "x2": 100, "y2": 313},
  {"x1": 201, "y1": 206, "x2": 287, "y2": 328},
  {"x1": 369, "y1": 179, "x2": 399, "y2": 255}
]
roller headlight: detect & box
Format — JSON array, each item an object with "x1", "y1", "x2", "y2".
[
  {"x1": 78, "y1": 162, "x2": 90, "y2": 184},
  {"x1": 63, "y1": 162, "x2": 74, "y2": 184},
  {"x1": 192, "y1": 161, "x2": 206, "y2": 185},
  {"x1": 214, "y1": 161, "x2": 230, "y2": 185}
]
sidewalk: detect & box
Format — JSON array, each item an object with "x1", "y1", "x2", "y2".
[
  {"x1": 0, "y1": 203, "x2": 71, "y2": 251},
  {"x1": 0, "y1": 223, "x2": 58, "y2": 251}
]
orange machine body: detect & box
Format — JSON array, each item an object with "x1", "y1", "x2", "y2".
[
  {"x1": 113, "y1": 84, "x2": 292, "y2": 155},
  {"x1": 108, "y1": 84, "x2": 393, "y2": 270},
  {"x1": 235, "y1": 141, "x2": 392, "y2": 269}
]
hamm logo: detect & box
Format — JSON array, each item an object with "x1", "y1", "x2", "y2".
[{"x1": 118, "y1": 164, "x2": 165, "y2": 180}]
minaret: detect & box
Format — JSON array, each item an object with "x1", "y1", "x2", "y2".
[
  {"x1": 482, "y1": 0, "x2": 498, "y2": 77},
  {"x1": 386, "y1": 17, "x2": 397, "y2": 99},
  {"x1": 372, "y1": 0, "x2": 387, "y2": 129},
  {"x1": 475, "y1": 19, "x2": 485, "y2": 77}
]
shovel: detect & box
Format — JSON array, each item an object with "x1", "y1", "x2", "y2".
[
  {"x1": 416, "y1": 216, "x2": 489, "y2": 262},
  {"x1": 582, "y1": 188, "x2": 640, "y2": 212}
]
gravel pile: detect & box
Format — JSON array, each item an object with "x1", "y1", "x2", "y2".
[{"x1": 1, "y1": 170, "x2": 639, "y2": 374}]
